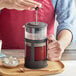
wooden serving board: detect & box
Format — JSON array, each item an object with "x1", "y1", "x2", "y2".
[{"x1": 0, "y1": 59, "x2": 64, "y2": 76}]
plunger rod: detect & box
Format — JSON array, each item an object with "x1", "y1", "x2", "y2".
[{"x1": 35, "y1": 7, "x2": 39, "y2": 25}]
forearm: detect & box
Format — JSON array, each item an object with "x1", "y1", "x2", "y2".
[{"x1": 57, "y1": 30, "x2": 72, "y2": 50}]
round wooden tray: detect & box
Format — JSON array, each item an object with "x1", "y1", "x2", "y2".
[{"x1": 0, "y1": 59, "x2": 64, "y2": 76}]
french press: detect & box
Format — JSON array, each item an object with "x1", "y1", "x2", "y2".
[{"x1": 24, "y1": 22, "x2": 48, "y2": 69}]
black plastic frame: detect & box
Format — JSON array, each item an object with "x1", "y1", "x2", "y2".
[{"x1": 24, "y1": 38, "x2": 48, "y2": 69}]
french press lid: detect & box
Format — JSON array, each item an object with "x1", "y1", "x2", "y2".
[{"x1": 25, "y1": 22, "x2": 47, "y2": 28}]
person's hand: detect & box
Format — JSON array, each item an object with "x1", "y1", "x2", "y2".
[
  {"x1": 47, "y1": 34, "x2": 64, "y2": 61},
  {"x1": 0, "y1": 0, "x2": 42, "y2": 10}
]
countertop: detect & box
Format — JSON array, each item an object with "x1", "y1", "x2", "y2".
[
  {"x1": 1, "y1": 49, "x2": 76, "y2": 76},
  {"x1": 1, "y1": 49, "x2": 76, "y2": 60}
]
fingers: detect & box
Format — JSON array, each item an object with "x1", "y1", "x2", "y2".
[
  {"x1": 48, "y1": 34, "x2": 56, "y2": 43},
  {"x1": 47, "y1": 48, "x2": 61, "y2": 56},
  {"x1": 15, "y1": 3, "x2": 35, "y2": 10},
  {"x1": 48, "y1": 34, "x2": 55, "y2": 41},
  {"x1": 16, "y1": 0, "x2": 37, "y2": 8},
  {"x1": 15, "y1": 0, "x2": 42, "y2": 10},
  {"x1": 47, "y1": 45, "x2": 62, "y2": 61},
  {"x1": 3, "y1": 0, "x2": 42, "y2": 10},
  {"x1": 23, "y1": 0, "x2": 42, "y2": 8},
  {"x1": 47, "y1": 34, "x2": 64, "y2": 61},
  {"x1": 48, "y1": 56, "x2": 60, "y2": 61},
  {"x1": 47, "y1": 54, "x2": 60, "y2": 61},
  {"x1": 47, "y1": 51, "x2": 61, "y2": 61},
  {"x1": 47, "y1": 40, "x2": 61, "y2": 50},
  {"x1": 13, "y1": 5, "x2": 31, "y2": 10}
]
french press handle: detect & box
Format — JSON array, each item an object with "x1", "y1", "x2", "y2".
[{"x1": 46, "y1": 38, "x2": 54, "y2": 60}]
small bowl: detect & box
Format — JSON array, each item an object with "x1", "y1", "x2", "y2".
[{"x1": 2, "y1": 56, "x2": 19, "y2": 68}]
